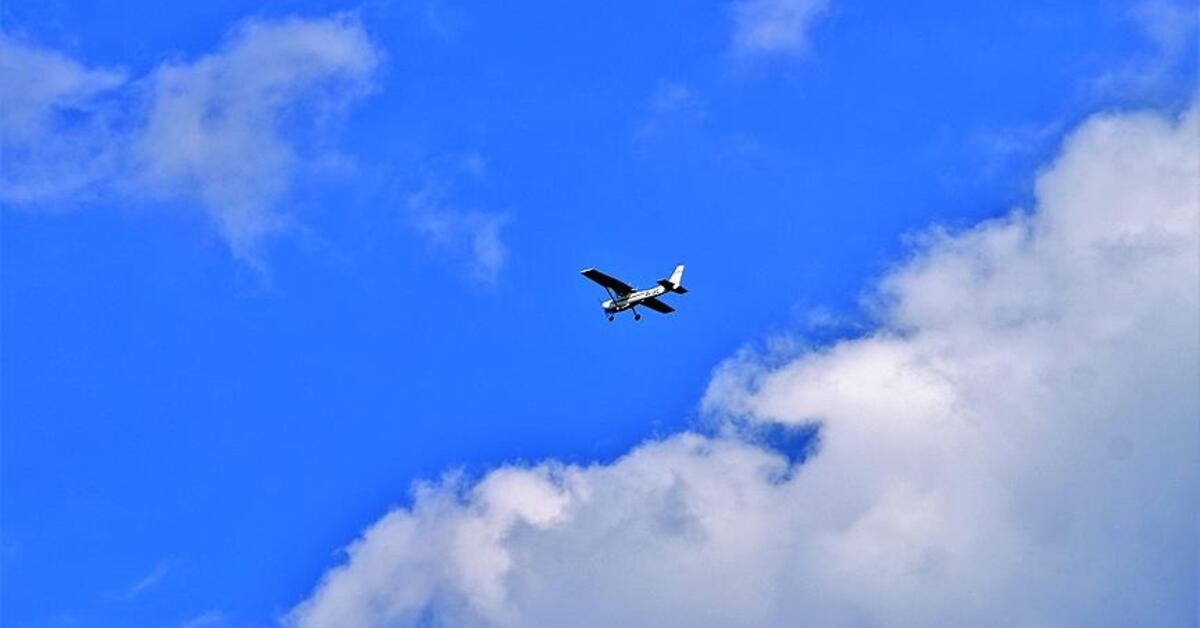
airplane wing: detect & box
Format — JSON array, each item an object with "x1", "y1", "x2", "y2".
[
  {"x1": 581, "y1": 268, "x2": 634, "y2": 296},
  {"x1": 639, "y1": 297, "x2": 676, "y2": 314}
]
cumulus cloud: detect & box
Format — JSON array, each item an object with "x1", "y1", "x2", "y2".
[
  {"x1": 730, "y1": 0, "x2": 829, "y2": 57},
  {"x1": 0, "y1": 15, "x2": 379, "y2": 261},
  {"x1": 290, "y1": 102, "x2": 1198, "y2": 627}
]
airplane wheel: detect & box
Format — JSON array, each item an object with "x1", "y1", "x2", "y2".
[
  {"x1": 634, "y1": 314, "x2": 641, "y2": 321},
  {"x1": 608, "y1": 316, "x2": 614, "y2": 322}
]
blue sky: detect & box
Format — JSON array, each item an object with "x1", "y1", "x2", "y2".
[{"x1": 2, "y1": 1, "x2": 1197, "y2": 626}]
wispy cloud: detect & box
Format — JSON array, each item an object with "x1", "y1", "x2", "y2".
[
  {"x1": 406, "y1": 179, "x2": 510, "y2": 286},
  {"x1": 651, "y1": 82, "x2": 703, "y2": 118},
  {"x1": 730, "y1": 0, "x2": 829, "y2": 57},
  {"x1": 174, "y1": 610, "x2": 225, "y2": 628},
  {"x1": 131, "y1": 15, "x2": 379, "y2": 262},
  {"x1": 1092, "y1": 0, "x2": 1198, "y2": 101},
  {"x1": 0, "y1": 35, "x2": 127, "y2": 204},
  {"x1": 969, "y1": 119, "x2": 1064, "y2": 179},
  {"x1": 290, "y1": 101, "x2": 1199, "y2": 627},
  {"x1": 1131, "y1": 0, "x2": 1197, "y2": 59},
  {"x1": 0, "y1": 14, "x2": 380, "y2": 265},
  {"x1": 635, "y1": 81, "x2": 705, "y2": 139},
  {"x1": 125, "y1": 561, "x2": 172, "y2": 599}
]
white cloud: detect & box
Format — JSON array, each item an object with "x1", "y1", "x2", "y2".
[
  {"x1": 407, "y1": 178, "x2": 510, "y2": 285},
  {"x1": 730, "y1": 0, "x2": 829, "y2": 57},
  {"x1": 702, "y1": 102, "x2": 1200, "y2": 626},
  {"x1": 0, "y1": 15, "x2": 379, "y2": 262},
  {"x1": 289, "y1": 99, "x2": 1198, "y2": 627},
  {"x1": 126, "y1": 561, "x2": 172, "y2": 598},
  {"x1": 131, "y1": 15, "x2": 378, "y2": 260},
  {"x1": 651, "y1": 82, "x2": 702, "y2": 117},
  {"x1": 1093, "y1": 1, "x2": 1198, "y2": 101},
  {"x1": 635, "y1": 81, "x2": 706, "y2": 140},
  {"x1": 0, "y1": 35, "x2": 127, "y2": 203},
  {"x1": 176, "y1": 610, "x2": 226, "y2": 628},
  {"x1": 1131, "y1": 0, "x2": 1197, "y2": 60}
]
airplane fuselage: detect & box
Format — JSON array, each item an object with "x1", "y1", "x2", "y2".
[
  {"x1": 603, "y1": 284, "x2": 669, "y2": 312},
  {"x1": 583, "y1": 264, "x2": 685, "y2": 321}
]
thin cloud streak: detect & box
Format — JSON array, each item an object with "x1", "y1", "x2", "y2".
[{"x1": 126, "y1": 561, "x2": 172, "y2": 599}]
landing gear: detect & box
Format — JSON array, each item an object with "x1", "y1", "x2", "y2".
[
  {"x1": 633, "y1": 308, "x2": 641, "y2": 321},
  {"x1": 608, "y1": 315, "x2": 615, "y2": 322}
]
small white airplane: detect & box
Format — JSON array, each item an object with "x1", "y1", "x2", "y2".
[{"x1": 581, "y1": 264, "x2": 688, "y2": 321}]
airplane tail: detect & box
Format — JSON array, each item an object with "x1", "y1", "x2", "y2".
[{"x1": 659, "y1": 264, "x2": 687, "y2": 294}]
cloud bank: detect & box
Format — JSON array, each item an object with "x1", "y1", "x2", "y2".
[
  {"x1": 0, "y1": 15, "x2": 379, "y2": 261},
  {"x1": 290, "y1": 100, "x2": 1198, "y2": 626},
  {"x1": 291, "y1": 101, "x2": 1200, "y2": 626}
]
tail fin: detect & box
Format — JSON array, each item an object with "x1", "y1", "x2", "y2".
[{"x1": 666, "y1": 264, "x2": 687, "y2": 293}]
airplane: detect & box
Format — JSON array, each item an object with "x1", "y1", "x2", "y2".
[{"x1": 581, "y1": 264, "x2": 687, "y2": 321}]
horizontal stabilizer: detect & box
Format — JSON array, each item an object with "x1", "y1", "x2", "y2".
[{"x1": 658, "y1": 279, "x2": 687, "y2": 294}]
